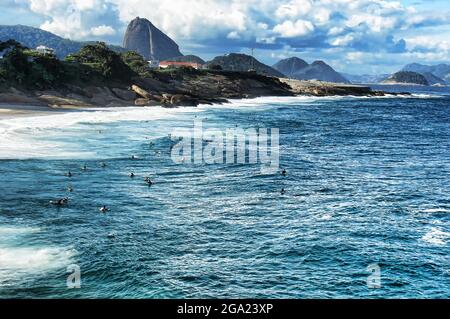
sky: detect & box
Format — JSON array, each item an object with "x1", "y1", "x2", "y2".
[{"x1": 0, "y1": 0, "x2": 449, "y2": 74}]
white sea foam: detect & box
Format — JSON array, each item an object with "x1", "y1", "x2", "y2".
[
  {"x1": 421, "y1": 208, "x2": 450, "y2": 214},
  {"x1": 0, "y1": 93, "x2": 442, "y2": 159},
  {"x1": 0, "y1": 247, "x2": 76, "y2": 283},
  {"x1": 0, "y1": 225, "x2": 76, "y2": 284},
  {"x1": 0, "y1": 226, "x2": 40, "y2": 236},
  {"x1": 0, "y1": 106, "x2": 203, "y2": 159},
  {"x1": 421, "y1": 227, "x2": 450, "y2": 246}
]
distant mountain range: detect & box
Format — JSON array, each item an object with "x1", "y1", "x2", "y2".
[
  {"x1": 206, "y1": 53, "x2": 284, "y2": 77},
  {"x1": 0, "y1": 24, "x2": 124, "y2": 58},
  {"x1": 342, "y1": 73, "x2": 389, "y2": 84},
  {"x1": 273, "y1": 57, "x2": 350, "y2": 83},
  {"x1": 401, "y1": 63, "x2": 450, "y2": 84}
]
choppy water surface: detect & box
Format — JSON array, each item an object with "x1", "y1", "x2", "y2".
[{"x1": 0, "y1": 92, "x2": 449, "y2": 298}]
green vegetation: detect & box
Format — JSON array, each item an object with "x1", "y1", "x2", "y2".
[
  {"x1": 120, "y1": 51, "x2": 152, "y2": 77},
  {"x1": 65, "y1": 42, "x2": 133, "y2": 81},
  {"x1": 0, "y1": 40, "x2": 215, "y2": 93},
  {"x1": 0, "y1": 40, "x2": 146, "y2": 90}
]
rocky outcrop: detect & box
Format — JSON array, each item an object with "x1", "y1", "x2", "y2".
[
  {"x1": 206, "y1": 53, "x2": 284, "y2": 77},
  {"x1": 123, "y1": 17, "x2": 182, "y2": 61}
]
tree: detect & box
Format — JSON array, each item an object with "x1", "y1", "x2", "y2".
[
  {"x1": 121, "y1": 51, "x2": 151, "y2": 76},
  {"x1": 67, "y1": 42, "x2": 133, "y2": 80}
]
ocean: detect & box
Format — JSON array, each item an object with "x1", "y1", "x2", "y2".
[{"x1": 0, "y1": 87, "x2": 449, "y2": 298}]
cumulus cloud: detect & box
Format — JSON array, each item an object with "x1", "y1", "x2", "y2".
[
  {"x1": 273, "y1": 20, "x2": 315, "y2": 37},
  {"x1": 7, "y1": 0, "x2": 450, "y2": 72},
  {"x1": 22, "y1": 0, "x2": 121, "y2": 40}
]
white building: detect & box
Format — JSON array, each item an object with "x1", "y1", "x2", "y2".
[
  {"x1": 36, "y1": 45, "x2": 54, "y2": 56},
  {"x1": 148, "y1": 60, "x2": 160, "y2": 68}
]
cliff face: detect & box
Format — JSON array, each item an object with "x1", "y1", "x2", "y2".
[{"x1": 123, "y1": 17, "x2": 182, "y2": 61}]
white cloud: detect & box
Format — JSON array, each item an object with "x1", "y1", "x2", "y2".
[
  {"x1": 14, "y1": 0, "x2": 450, "y2": 72},
  {"x1": 273, "y1": 19, "x2": 314, "y2": 37},
  {"x1": 90, "y1": 25, "x2": 116, "y2": 36}
]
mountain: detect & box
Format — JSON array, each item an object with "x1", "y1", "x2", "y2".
[
  {"x1": 123, "y1": 17, "x2": 182, "y2": 61},
  {"x1": 168, "y1": 55, "x2": 205, "y2": 64},
  {"x1": 0, "y1": 25, "x2": 125, "y2": 58},
  {"x1": 382, "y1": 71, "x2": 429, "y2": 85},
  {"x1": 342, "y1": 73, "x2": 389, "y2": 84},
  {"x1": 206, "y1": 53, "x2": 284, "y2": 77},
  {"x1": 273, "y1": 57, "x2": 349, "y2": 83},
  {"x1": 272, "y1": 57, "x2": 308, "y2": 78},
  {"x1": 422, "y1": 72, "x2": 446, "y2": 86},
  {"x1": 401, "y1": 63, "x2": 450, "y2": 84}
]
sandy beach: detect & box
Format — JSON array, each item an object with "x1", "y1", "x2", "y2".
[{"x1": 0, "y1": 104, "x2": 70, "y2": 119}]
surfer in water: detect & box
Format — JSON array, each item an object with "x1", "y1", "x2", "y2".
[
  {"x1": 130, "y1": 172, "x2": 135, "y2": 178},
  {"x1": 51, "y1": 197, "x2": 69, "y2": 206},
  {"x1": 82, "y1": 164, "x2": 87, "y2": 171},
  {"x1": 100, "y1": 162, "x2": 107, "y2": 168},
  {"x1": 281, "y1": 188, "x2": 286, "y2": 195},
  {"x1": 144, "y1": 177, "x2": 153, "y2": 185},
  {"x1": 66, "y1": 171, "x2": 72, "y2": 178},
  {"x1": 281, "y1": 169, "x2": 287, "y2": 177},
  {"x1": 99, "y1": 206, "x2": 109, "y2": 213}
]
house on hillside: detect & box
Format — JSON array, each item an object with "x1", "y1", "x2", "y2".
[
  {"x1": 36, "y1": 45, "x2": 54, "y2": 56},
  {"x1": 159, "y1": 61, "x2": 203, "y2": 70}
]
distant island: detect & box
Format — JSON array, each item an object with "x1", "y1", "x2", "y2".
[{"x1": 382, "y1": 71, "x2": 430, "y2": 86}]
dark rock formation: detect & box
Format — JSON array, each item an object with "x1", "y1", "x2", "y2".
[
  {"x1": 382, "y1": 71, "x2": 429, "y2": 85},
  {"x1": 123, "y1": 17, "x2": 182, "y2": 61},
  {"x1": 273, "y1": 57, "x2": 349, "y2": 83},
  {"x1": 206, "y1": 53, "x2": 284, "y2": 77}
]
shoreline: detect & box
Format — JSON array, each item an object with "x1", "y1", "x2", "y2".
[{"x1": 0, "y1": 74, "x2": 413, "y2": 120}]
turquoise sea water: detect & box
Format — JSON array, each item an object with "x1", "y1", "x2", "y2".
[{"x1": 0, "y1": 89, "x2": 449, "y2": 298}]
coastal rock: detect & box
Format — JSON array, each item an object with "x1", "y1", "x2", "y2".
[
  {"x1": 134, "y1": 98, "x2": 160, "y2": 106},
  {"x1": 169, "y1": 94, "x2": 198, "y2": 107},
  {"x1": 111, "y1": 88, "x2": 136, "y2": 101},
  {"x1": 123, "y1": 17, "x2": 182, "y2": 61},
  {"x1": 131, "y1": 85, "x2": 152, "y2": 99}
]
